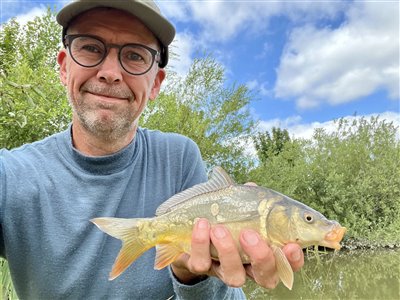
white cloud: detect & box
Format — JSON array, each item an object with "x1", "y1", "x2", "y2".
[
  {"x1": 168, "y1": 32, "x2": 198, "y2": 77},
  {"x1": 280, "y1": 1, "x2": 346, "y2": 22},
  {"x1": 158, "y1": 1, "x2": 191, "y2": 23},
  {"x1": 246, "y1": 79, "x2": 271, "y2": 97},
  {"x1": 186, "y1": 2, "x2": 277, "y2": 42},
  {"x1": 11, "y1": 6, "x2": 47, "y2": 26},
  {"x1": 161, "y1": 1, "x2": 346, "y2": 44},
  {"x1": 1, "y1": 1, "x2": 67, "y2": 25},
  {"x1": 246, "y1": 79, "x2": 259, "y2": 90},
  {"x1": 274, "y1": 1, "x2": 399, "y2": 109},
  {"x1": 258, "y1": 111, "x2": 400, "y2": 141}
]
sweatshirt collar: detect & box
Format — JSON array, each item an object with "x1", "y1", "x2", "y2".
[{"x1": 57, "y1": 125, "x2": 138, "y2": 175}]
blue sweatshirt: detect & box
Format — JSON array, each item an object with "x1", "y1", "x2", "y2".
[{"x1": 0, "y1": 126, "x2": 245, "y2": 299}]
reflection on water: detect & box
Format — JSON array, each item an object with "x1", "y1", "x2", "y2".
[{"x1": 243, "y1": 249, "x2": 400, "y2": 300}]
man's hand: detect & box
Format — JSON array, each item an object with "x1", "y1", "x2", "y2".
[
  {"x1": 171, "y1": 218, "x2": 304, "y2": 289},
  {"x1": 239, "y1": 229, "x2": 304, "y2": 289}
]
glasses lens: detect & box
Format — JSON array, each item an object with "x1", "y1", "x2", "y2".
[
  {"x1": 120, "y1": 45, "x2": 154, "y2": 75},
  {"x1": 69, "y1": 36, "x2": 105, "y2": 67}
]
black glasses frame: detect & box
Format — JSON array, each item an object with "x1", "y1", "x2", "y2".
[{"x1": 63, "y1": 34, "x2": 160, "y2": 76}]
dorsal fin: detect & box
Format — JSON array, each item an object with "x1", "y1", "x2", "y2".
[{"x1": 155, "y1": 166, "x2": 235, "y2": 216}]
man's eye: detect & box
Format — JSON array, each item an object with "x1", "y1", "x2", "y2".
[
  {"x1": 126, "y1": 52, "x2": 144, "y2": 62},
  {"x1": 81, "y1": 44, "x2": 103, "y2": 54}
]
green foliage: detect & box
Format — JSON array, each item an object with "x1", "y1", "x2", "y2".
[
  {"x1": 1, "y1": 259, "x2": 17, "y2": 300},
  {"x1": 251, "y1": 117, "x2": 400, "y2": 243},
  {"x1": 142, "y1": 56, "x2": 256, "y2": 181},
  {"x1": 0, "y1": 9, "x2": 71, "y2": 149},
  {"x1": 253, "y1": 127, "x2": 291, "y2": 163}
]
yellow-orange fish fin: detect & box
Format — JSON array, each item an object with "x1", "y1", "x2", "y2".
[
  {"x1": 154, "y1": 244, "x2": 184, "y2": 270},
  {"x1": 272, "y1": 245, "x2": 294, "y2": 290},
  {"x1": 91, "y1": 217, "x2": 141, "y2": 240},
  {"x1": 91, "y1": 217, "x2": 155, "y2": 280},
  {"x1": 110, "y1": 240, "x2": 153, "y2": 280}
]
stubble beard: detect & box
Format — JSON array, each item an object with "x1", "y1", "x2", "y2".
[{"x1": 67, "y1": 90, "x2": 137, "y2": 142}]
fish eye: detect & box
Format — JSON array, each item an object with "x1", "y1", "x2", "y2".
[{"x1": 304, "y1": 213, "x2": 314, "y2": 223}]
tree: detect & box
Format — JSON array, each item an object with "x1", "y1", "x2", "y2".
[
  {"x1": 0, "y1": 9, "x2": 71, "y2": 149},
  {"x1": 142, "y1": 56, "x2": 256, "y2": 181},
  {"x1": 253, "y1": 127, "x2": 291, "y2": 163}
]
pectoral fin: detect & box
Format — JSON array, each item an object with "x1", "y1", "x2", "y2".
[
  {"x1": 272, "y1": 245, "x2": 294, "y2": 290},
  {"x1": 155, "y1": 244, "x2": 184, "y2": 270}
]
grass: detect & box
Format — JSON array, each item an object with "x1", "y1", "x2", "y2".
[{"x1": 1, "y1": 259, "x2": 17, "y2": 300}]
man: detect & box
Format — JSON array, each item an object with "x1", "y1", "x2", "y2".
[{"x1": 0, "y1": 0, "x2": 304, "y2": 299}]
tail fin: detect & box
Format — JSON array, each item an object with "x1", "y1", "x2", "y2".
[{"x1": 91, "y1": 217, "x2": 154, "y2": 280}]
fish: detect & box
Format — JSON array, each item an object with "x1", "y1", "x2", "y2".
[{"x1": 91, "y1": 166, "x2": 346, "y2": 290}]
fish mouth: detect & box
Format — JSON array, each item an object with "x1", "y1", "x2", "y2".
[{"x1": 321, "y1": 225, "x2": 347, "y2": 250}]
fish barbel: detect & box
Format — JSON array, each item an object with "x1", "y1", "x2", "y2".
[{"x1": 91, "y1": 166, "x2": 346, "y2": 290}]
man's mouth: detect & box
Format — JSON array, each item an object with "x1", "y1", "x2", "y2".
[
  {"x1": 89, "y1": 91, "x2": 127, "y2": 101},
  {"x1": 81, "y1": 84, "x2": 134, "y2": 102}
]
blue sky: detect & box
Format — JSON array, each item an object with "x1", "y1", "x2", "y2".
[{"x1": 1, "y1": 0, "x2": 399, "y2": 139}]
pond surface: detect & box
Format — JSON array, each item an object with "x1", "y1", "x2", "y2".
[{"x1": 243, "y1": 249, "x2": 399, "y2": 299}]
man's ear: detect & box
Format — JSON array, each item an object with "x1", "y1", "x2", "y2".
[
  {"x1": 149, "y1": 68, "x2": 166, "y2": 100},
  {"x1": 57, "y1": 49, "x2": 68, "y2": 86}
]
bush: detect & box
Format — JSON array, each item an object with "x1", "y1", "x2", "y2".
[{"x1": 0, "y1": 9, "x2": 71, "y2": 149}]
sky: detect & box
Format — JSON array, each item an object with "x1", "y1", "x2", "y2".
[{"x1": 1, "y1": 0, "x2": 399, "y2": 140}]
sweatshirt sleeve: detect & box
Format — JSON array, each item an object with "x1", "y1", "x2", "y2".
[{"x1": 169, "y1": 267, "x2": 246, "y2": 300}]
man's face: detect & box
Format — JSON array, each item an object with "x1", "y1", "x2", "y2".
[{"x1": 57, "y1": 8, "x2": 165, "y2": 141}]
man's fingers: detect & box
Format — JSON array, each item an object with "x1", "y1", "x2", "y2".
[
  {"x1": 174, "y1": 221, "x2": 304, "y2": 291},
  {"x1": 187, "y1": 218, "x2": 212, "y2": 274},
  {"x1": 210, "y1": 225, "x2": 247, "y2": 287},
  {"x1": 240, "y1": 230, "x2": 280, "y2": 289},
  {"x1": 282, "y1": 243, "x2": 304, "y2": 272}
]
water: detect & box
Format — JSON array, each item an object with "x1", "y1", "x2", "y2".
[{"x1": 243, "y1": 249, "x2": 400, "y2": 300}]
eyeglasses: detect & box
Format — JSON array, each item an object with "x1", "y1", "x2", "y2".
[{"x1": 63, "y1": 34, "x2": 160, "y2": 76}]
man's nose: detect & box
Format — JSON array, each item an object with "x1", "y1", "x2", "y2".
[{"x1": 96, "y1": 49, "x2": 123, "y2": 83}]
